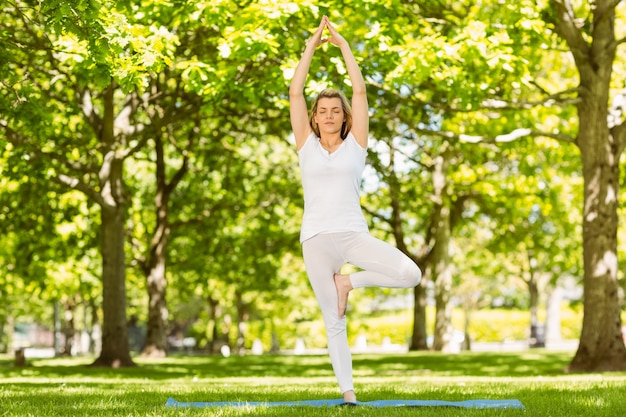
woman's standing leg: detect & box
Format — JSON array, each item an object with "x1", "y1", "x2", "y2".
[{"x1": 302, "y1": 234, "x2": 355, "y2": 400}]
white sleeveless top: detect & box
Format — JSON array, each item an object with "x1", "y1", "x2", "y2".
[{"x1": 298, "y1": 131, "x2": 369, "y2": 243}]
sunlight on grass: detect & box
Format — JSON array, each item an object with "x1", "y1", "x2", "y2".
[{"x1": 1, "y1": 351, "x2": 625, "y2": 416}]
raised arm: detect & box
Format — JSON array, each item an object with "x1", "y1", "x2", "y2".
[
  {"x1": 289, "y1": 18, "x2": 328, "y2": 150},
  {"x1": 326, "y1": 19, "x2": 368, "y2": 148}
]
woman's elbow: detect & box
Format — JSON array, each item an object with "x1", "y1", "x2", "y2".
[
  {"x1": 352, "y1": 86, "x2": 367, "y2": 96},
  {"x1": 289, "y1": 81, "x2": 305, "y2": 96}
]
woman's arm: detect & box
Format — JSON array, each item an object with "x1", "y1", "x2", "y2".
[
  {"x1": 326, "y1": 19, "x2": 368, "y2": 148},
  {"x1": 289, "y1": 18, "x2": 328, "y2": 150}
]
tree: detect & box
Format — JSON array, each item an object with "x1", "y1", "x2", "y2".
[
  {"x1": 363, "y1": 136, "x2": 431, "y2": 350},
  {"x1": 126, "y1": 0, "x2": 309, "y2": 355},
  {"x1": 395, "y1": 0, "x2": 626, "y2": 365},
  {"x1": 0, "y1": 0, "x2": 183, "y2": 366},
  {"x1": 547, "y1": 0, "x2": 626, "y2": 371},
  {"x1": 355, "y1": 0, "x2": 545, "y2": 351}
]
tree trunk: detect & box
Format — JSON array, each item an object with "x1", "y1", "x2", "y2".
[
  {"x1": 569, "y1": 105, "x2": 626, "y2": 369},
  {"x1": 409, "y1": 281, "x2": 428, "y2": 350},
  {"x1": 528, "y1": 276, "x2": 539, "y2": 328},
  {"x1": 207, "y1": 296, "x2": 219, "y2": 353},
  {"x1": 62, "y1": 299, "x2": 76, "y2": 356},
  {"x1": 53, "y1": 301, "x2": 62, "y2": 356},
  {"x1": 528, "y1": 276, "x2": 545, "y2": 348},
  {"x1": 141, "y1": 130, "x2": 188, "y2": 357},
  {"x1": 384, "y1": 142, "x2": 429, "y2": 350},
  {"x1": 431, "y1": 153, "x2": 453, "y2": 352},
  {"x1": 431, "y1": 219, "x2": 453, "y2": 352},
  {"x1": 462, "y1": 309, "x2": 472, "y2": 351},
  {"x1": 270, "y1": 323, "x2": 281, "y2": 354},
  {"x1": 527, "y1": 265, "x2": 543, "y2": 347},
  {"x1": 235, "y1": 292, "x2": 247, "y2": 354},
  {"x1": 141, "y1": 152, "x2": 170, "y2": 357},
  {"x1": 569, "y1": 121, "x2": 626, "y2": 370},
  {"x1": 141, "y1": 131, "x2": 170, "y2": 358},
  {"x1": 409, "y1": 282, "x2": 429, "y2": 350},
  {"x1": 545, "y1": 286, "x2": 563, "y2": 346},
  {"x1": 92, "y1": 203, "x2": 134, "y2": 367},
  {"x1": 552, "y1": 0, "x2": 626, "y2": 371},
  {"x1": 88, "y1": 297, "x2": 100, "y2": 355},
  {"x1": 91, "y1": 83, "x2": 134, "y2": 367},
  {"x1": 142, "y1": 252, "x2": 168, "y2": 357},
  {"x1": 0, "y1": 319, "x2": 5, "y2": 353},
  {"x1": 6, "y1": 316, "x2": 15, "y2": 355}
]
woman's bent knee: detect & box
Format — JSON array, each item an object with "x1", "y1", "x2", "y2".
[{"x1": 402, "y1": 260, "x2": 422, "y2": 288}]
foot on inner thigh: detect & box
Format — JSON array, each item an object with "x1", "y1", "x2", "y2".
[{"x1": 334, "y1": 273, "x2": 353, "y2": 318}]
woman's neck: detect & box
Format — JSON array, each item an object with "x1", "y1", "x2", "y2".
[
  {"x1": 319, "y1": 132, "x2": 342, "y2": 145},
  {"x1": 319, "y1": 133, "x2": 343, "y2": 153}
]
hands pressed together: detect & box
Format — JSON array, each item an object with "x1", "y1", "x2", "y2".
[{"x1": 310, "y1": 16, "x2": 348, "y2": 49}]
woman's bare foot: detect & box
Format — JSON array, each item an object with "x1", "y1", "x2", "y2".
[
  {"x1": 334, "y1": 273, "x2": 352, "y2": 318},
  {"x1": 343, "y1": 389, "x2": 357, "y2": 403}
]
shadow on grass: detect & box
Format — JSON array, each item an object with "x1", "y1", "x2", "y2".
[
  {"x1": 354, "y1": 350, "x2": 573, "y2": 377},
  {"x1": 3, "y1": 376, "x2": 626, "y2": 417},
  {"x1": 0, "y1": 350, "x2": 574, "y2": 381}
]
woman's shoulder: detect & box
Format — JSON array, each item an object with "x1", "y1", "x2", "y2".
[
  {"x1": 345, "y1": 132, "x2": 367, "y2": 151},
  {"x1": 297, "y1": 132, "x2": 319, "y2": 153}
]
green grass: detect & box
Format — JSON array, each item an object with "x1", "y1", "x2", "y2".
[{"x1": 1, "y1": 350, "x2": 625, "y2": 416}]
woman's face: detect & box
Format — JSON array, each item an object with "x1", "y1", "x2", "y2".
[{"x1": 314, "y1": 97, "x2": 344, "y2": 135}]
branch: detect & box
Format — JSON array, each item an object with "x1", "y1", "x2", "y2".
[
  {"x1": 369, "y1": 78, "x2": 579, "y2": 117},
  {"x1": 0, "y1": 119, "x2": 25, "y2": 145},
  {"x1": 165, "y1": 119, "x2": 201, "y2": 195},
  {"x1": 43, "y1": 150, "x2": 98, "y2": 176},
  {"x1": 393, "y1": 143, "x2": 435, "y2": 171},
  {"x1": 1, "y1": 120, "x2": 105, "y2": 193},
  {"x1": 54, "y1": 173, "x2": 105, "y2": 206},
  {"x1": 361, "y1": 205, "x2": 392, "y2": 229},
  {"x1": 128, "y1": 235, "x2": 147, "y2": 272},
  {"x1": 413, "y1": 126, "x2": 576, "y2": 144},
  {"x1": 551, "y1": 0, "x2": 591, "y2": 64},
  {"x1": 118, "y1": 135, "x2": 150, "y2": 160},
  {"x1": 13, "y1": 4, "x2": 83, "y2": 101},
  {"x1": 522, "y1": 83, "x2": 580, "y2": 107},
  {"x1": 79, "y1": 88, "x2": 103, "y2": 132},
  {"x1": 169, "y1": 200, "x2": 230, "y2": 229}
]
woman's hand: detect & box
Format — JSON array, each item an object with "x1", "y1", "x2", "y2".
[
  {"x1": 324, "y1": 17, "x2": 348, "y2": 48},
  {"x1": 309, "y1": 17, "x2": 329, "y2": 48}
]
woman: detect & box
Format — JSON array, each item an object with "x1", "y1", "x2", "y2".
[{"x1": 289, "y1": 16, "x2": 422, "y2": 404}]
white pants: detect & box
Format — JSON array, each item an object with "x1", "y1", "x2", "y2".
[{"x1": 301, "y1": 232, "x2": 422, "y2": 394}]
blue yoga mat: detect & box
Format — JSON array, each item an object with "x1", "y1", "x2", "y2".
[{"x1": 166, "y1": 397, "x2": 524, "y2": 409}]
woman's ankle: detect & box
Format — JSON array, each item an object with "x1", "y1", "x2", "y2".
[{"x1": 343, "y1": 390, "x2": 356, "y2": 403}]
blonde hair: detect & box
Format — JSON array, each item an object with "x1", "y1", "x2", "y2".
[{"x1": 309, "y1": 88, "x2": 352, "y2": 139}]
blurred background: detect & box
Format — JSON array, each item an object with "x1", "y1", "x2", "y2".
[{"x1": 1, "y1": 0, "x2": 625, "y2": 370}]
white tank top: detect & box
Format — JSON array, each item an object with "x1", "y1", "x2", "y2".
[{"x1": 298, "y1": 131, "x2": 369, "y2": 243}]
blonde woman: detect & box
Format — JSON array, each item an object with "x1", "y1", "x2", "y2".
[{"x1": 289, "y1": 16, "x2": 422, "y2": 404}]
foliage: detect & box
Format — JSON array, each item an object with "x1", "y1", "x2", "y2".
[
  {"x1": 0, "y1": 0, "x2": 624, "y2": 367},
  {"x1": 240, "y1": 305, "x2": 588, "y2": 349}
]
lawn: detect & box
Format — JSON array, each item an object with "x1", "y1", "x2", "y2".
[{"x1": 1, "y1": 350, "x2": 625, "y2": 416}]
